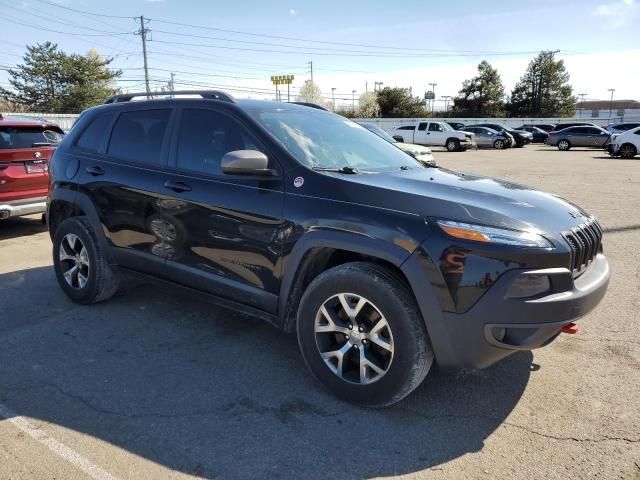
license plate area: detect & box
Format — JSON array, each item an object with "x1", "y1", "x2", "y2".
[{"x1": 25, "y1": 160, "x2": 48, "y2": 174}]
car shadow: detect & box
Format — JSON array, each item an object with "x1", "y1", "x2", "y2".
[
  {"x1": 0, "y1": 266, "x2": 533, "y2": 478},
  {"x1": 0, "y1": 215, "x2": 47, "y2": 240}
]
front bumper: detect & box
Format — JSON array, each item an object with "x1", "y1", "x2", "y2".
[
  {"x1": 0, "y1": 197, "x2": 47, "y2": 219},
  {"x1": 432, "y1": 254, "x2": 609, "y2": 369}
]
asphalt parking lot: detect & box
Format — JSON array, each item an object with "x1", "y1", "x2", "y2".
[{"x1": 0, "y1": 145, "x2": 638, "y2": 480}]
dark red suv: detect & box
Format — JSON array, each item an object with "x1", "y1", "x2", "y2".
[{"x1": 0, "y1": 114, "x2": 64, "y2": 220}]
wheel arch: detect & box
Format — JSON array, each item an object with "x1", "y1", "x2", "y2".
[
  {"x1": 278, "y1": 231, "x2": 413, "y2": 333},
  {"x1": 47, "y1": 189, "x2": 114, "y2": 263}
]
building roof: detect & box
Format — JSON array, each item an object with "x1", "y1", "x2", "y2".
[{"x1": 577, "y1": 100, "x2": 640, "y2": 110}]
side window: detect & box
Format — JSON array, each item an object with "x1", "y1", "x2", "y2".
[
  {"x1": 175, "y1": 108, "x2": 265, "y2": 175},
  {"x1": 571, "y1": 127, "x2": 588, "y2": 134},
  {"x1": 634, "y1": 129, "x2": 640, "y2": 136},
  {"x1": 75, "y1": 113, "x2": 113, "y2": 153},
  {"x1": 428, "y1": 123, "x2": 442, "y2": 132},
  {"x1": 398, "y1": 126, "x2": 415, "y2": 131},
  {"x1": 107, "y1": 109, "x2": 171, "y2": 165},
  {"x1": 586, "y1": 127, "x2": 602, "y2": 134},
  {"x1": 418, "y1": 123, "x2": 427, "y2": 131}
]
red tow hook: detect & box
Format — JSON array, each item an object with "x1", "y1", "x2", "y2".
[{"x1": 561, "y1": 322, "x2": 579, "y2": 334}]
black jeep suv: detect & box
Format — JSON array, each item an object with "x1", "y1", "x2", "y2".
[{"x1": 47, "y1": 91, "x2": 610, "y2": 407}]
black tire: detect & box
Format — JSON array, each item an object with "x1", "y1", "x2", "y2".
[
  {"x1": 619, "y1": 143, "x2": 637, "y2": 159},
  {"x1": 446, "y1": 138, "x2": 460, "y2": 152},
  {"x1": 52, "y1": 216, "x2": 120, "y2": 304},
  {"x1": 557, "y1": 139, "x2": 571, "y2": 151},
  {"x1": 493, "y1": 139, "x2": 505, "y2": 149},
  {"x1": 296, "y1": 262, "x2": 433, "y2": 407}
]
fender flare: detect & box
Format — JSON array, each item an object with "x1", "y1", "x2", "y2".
[
  {"x1": 278, "y1": 230, "x2": 451, "y2": 366},
  {"x1": 47, "y1": 188, "x2": 115, "y2": 264}
]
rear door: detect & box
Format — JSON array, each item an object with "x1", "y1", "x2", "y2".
[
  {"x1": 78, "y1": 106, "x2": 175, "y2": 276},
  {"x1": 585, "y1": 127, "x2": 609, "y2": 146},
  {"x1": 414, "y1": 122, "x2": 429, "y2": 144},
  {"x1": 568, "y1": 127, "x2": 590, "y2": 146},
  {"x1": 158, "y1": 106, "x2": 286, "y2": 313}
]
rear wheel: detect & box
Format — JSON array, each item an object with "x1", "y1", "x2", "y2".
[
  {"x1": 558, "y1": 139, "x2": 571, "y2": 151},
  {"x1": 493, "y1": 139, "x2": 505, "y2": 149},
  {"x1": 446, "y1": 138, "x2": 460, "y2": 152},
  {"x1": 619, "y1": 143, "x2": 637, "y2": 159},
  {"x1": 297, "y1": 262, "x2": 433, "y2": 407},
  {"x1": 53, "y1": 216, "x2": 120, "y2": 304}
]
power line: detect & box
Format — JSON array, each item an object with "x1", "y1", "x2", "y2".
[
  {"x1": 32, "y1": 0, "x2": 134, "y2": 19},
  {"x1": 0, "y1": 13, "x2": 133, "y2": 37}
]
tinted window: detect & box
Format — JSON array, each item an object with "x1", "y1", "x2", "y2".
[
  {"x1": 570, "y1": 127, "x2": 590, "y2": 134},
  {"x1": 585, "y1": 127, "x2": 603, "y2": 134},
  {"x1": 398, "y1": 126, "x2": 415, "y2": 131},
  {"x1": 635, "y1": 129, "x2": 640, "y2": 136},
  {"x1": 418, "y1": 123, "x2": 427, "y2": 131},
  {"x1": 75, "y1": 113, "x2": 113, "y2": 152},
  {"x1": 0, "y1": 126, "x2": 64, "y2": 149},
  {"x1": 107, "y1": 109, "x2": 171, "y2": 165},
  {"x1": 176, "y1": 108, "x2": 265, "y2": 175},
  {"x1": 428, "y1": 123, "x2": 443, "y2": 132}
]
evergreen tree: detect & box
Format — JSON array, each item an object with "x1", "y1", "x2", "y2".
[
  {"x1": 0, "y1": 42, "x2": 121, "y2": 113},
  {"x1": 452, "y1": 60, "x2": 505, "y2": 116},
  {"x1": 508, "y1": 51, "x2": 576, "y2": 117}
]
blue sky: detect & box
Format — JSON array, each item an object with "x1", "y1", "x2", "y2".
[{"x1": 1, "y1": 0, "x2": 638, "y2": 108}]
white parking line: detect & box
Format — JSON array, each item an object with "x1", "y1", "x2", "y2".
[{"x1": 0, "y1": 403, "x2": 119, "y2": 480}]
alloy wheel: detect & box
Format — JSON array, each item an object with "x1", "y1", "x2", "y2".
[
  {"x1": 620, "y1": 144, "x2": 636, "y2": 159},
  {"x1": 59, "y1": 233, "x2": 90, "y2": 289},
  {"x1": 495, "y1": 140, "x2": 504, "y2": 149},
  {"x1": 314, "y1": 293, "x2": 394, "y2": 385},
  {"x1": 559, "y1": 140, "x2": 569, "y2": 150}
]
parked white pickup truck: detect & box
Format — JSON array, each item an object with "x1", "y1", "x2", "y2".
[{"x1": 388, "y1": 121, "x2": 476, "y2": 152}]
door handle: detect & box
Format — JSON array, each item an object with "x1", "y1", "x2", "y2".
[
  {"x1": 85, "y1": 166, "x2": 105, "y2": 176},
  {"x1": 164, "y1": 180, "x2": 192, "y2": 193}
]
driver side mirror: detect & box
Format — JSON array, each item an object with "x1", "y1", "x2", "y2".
[{"x1": 221, "y1": 150, "x2": 275, "y2": 176}]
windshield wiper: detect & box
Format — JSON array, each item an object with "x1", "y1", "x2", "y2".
[{"x1": 312, "y1": 166, "x2": 359, "y2": 174}]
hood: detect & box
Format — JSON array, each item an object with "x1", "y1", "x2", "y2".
[
  {"x1": 308, "y1": 166, "x2": 591, "y2": 242},
  {"x1": 395, "y1": 142, "x2": 432, "y2": 155}
]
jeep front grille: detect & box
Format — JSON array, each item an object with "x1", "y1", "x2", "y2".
[{"x1": 563, "y1": 218, "x2": 603, "y2": 276}]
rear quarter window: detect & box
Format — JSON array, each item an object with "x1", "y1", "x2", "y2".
[{"x1": 75, "y1": 113, "x2": 114, "y2": 153}]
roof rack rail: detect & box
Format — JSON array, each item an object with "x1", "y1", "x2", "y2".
[
  {"x1": 103, "y1": 90, "x2": 235, "y2": 104},
  {"x1": 291, "y1": 102, "x2": 328, "y2": 111}
]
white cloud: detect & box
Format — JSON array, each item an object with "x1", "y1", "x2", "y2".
[
  {"x1": 289, "y1": 8, "x2": 296, "y2": 16},
  {"x1": 593, "y1": 0, "x2": 638, "y2": 28}
]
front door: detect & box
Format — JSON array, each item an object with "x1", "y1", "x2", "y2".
[
  {"x1": 159, "y1": 107, "x2": 286, "y2": 313},
  {"x1": 426, "y1": 122, "x2": 446, "y2": 146}
]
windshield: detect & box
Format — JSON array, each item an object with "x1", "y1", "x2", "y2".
[
  {"x1": 360, "y1": 123, "x2": 397, "y2": 143},
  {"x1": 0, "y1": 126, "x2": 64, "y2": 149},
  {"x1": 440, "y1": 123, "x2": 454, "y2": 132},
  {"x1": 249, "y1": 109, "x2": 422, "y2": 171}
]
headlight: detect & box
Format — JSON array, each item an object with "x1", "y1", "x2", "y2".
[{"x1": 436, "y1": 220, "x2": 552, "y2": 248}]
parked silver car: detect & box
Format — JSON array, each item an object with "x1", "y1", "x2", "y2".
[
  {"x1": 462, "y1": 126, "x2": 510, "y2": 149},
  {"x1": 546, "y1": 125, "x2": 612, "y2": 150}
]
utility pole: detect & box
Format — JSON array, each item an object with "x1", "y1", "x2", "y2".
[
  {"x1": 352, "y1": 90, "x2": 356, "y2": 112},
  {"x1": 137, "y1": 16, "x2": 151, "y2": 97},
  {"x1": 169, "y1": 72, "x2": 175, "y2": 96},
  {"x1": 331, "y1": 87, "x2": 336, "y2": 111},
  {"x1": 428, "y1": 82, "x2": 437, "y2": 115},
  {"x1": 308, "y1": 61, "x2": 313, "y2": 83},
  {"x1": 578, "y1": 93, "x2": 587, "y2": 118},
  {"x1": 607, "y1": 88, "x2": 616, "y2": 119},
  {"x1": 441, "y1": 95, "x2": 452, "y2": 115}
]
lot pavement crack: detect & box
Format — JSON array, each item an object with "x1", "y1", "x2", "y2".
[
  {"x1": 36, "y1": 382, "x2": 343, "y2": 424},
  {"x1": 397, "y1": 407, "x2": 639, "y2": 444}
]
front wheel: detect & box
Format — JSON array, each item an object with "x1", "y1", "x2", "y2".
[
  {"x1": 493, "y1": 139, "x2": 505, "y2": 149},
  {"x1": 446, "y1": 138, "x2": 460, "y2": 152},
  {"x1": 297, "y1": 262, "x2": 433, "y2": 407},
  {"x1": 557, "y1": 139, "x2": 571, "y2": 151},
  {"x1": 619, "y1": 143, "x2": 637, "y2": 159}
]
